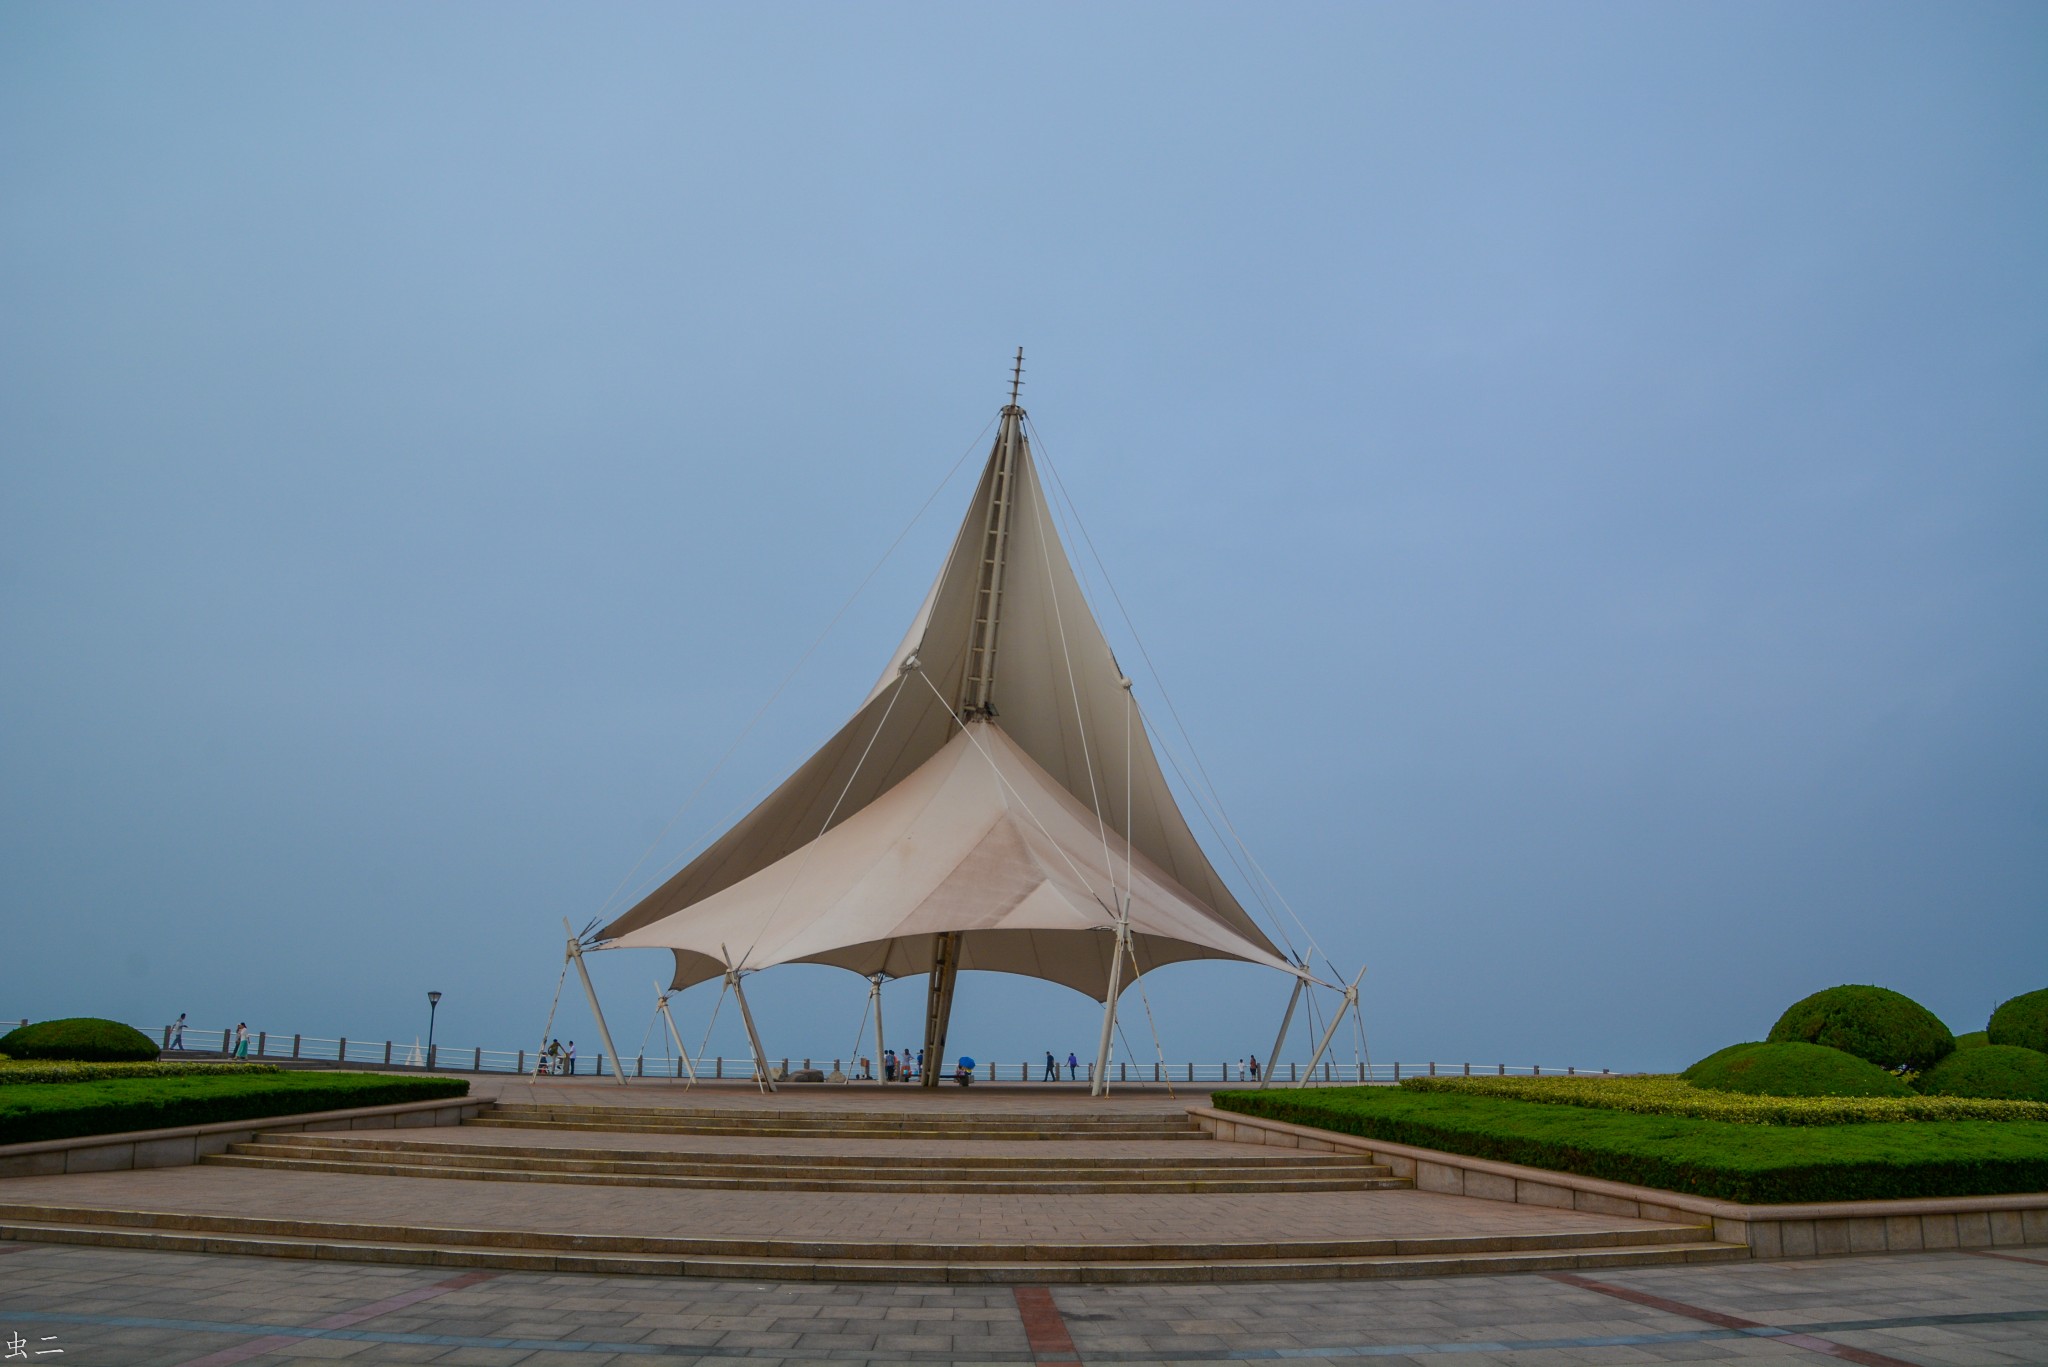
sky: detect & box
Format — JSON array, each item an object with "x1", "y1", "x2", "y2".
[{"x1": 2, "y1": 3, "x2": 2043, "y2": 1075}]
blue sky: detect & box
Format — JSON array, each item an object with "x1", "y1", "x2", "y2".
[{"x1": 3, "y1": 3, "x2": 2043, "y2": 1073}]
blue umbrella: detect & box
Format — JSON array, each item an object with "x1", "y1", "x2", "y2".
[{"x1": 958, "y1": 1056, "x2": 975, "y2": 1070}]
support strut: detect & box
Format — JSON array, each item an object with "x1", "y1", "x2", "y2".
[
  {"x1": 561, "y1": 917, "x2": 628, "y2": 1087},
  {"x1": 921, "y1": 931, "x2": 962, "y2": 1086}
]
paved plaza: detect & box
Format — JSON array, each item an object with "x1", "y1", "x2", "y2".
[{"x1": 2, "y1": 1238, "x2": 2045, "y2": 1365}]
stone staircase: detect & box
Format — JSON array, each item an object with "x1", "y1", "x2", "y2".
[
  {"x1": 202, "y1": 1130, "x2": 1406, "y2": 1195},
  {"x1": 0, "y1": 1097, "x2": 1750, "y2": 1281},
  {"x1": 463, "y1": 1100, "x2": 1212, "y2": 1140},
  {"x1": 0, "y1": 1201, "x2": 1743, "y2": 1283}
]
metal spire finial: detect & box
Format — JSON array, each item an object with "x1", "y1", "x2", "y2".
[{"x1": 1008, "y1": 347, "x2": 1024, "y2": 408}]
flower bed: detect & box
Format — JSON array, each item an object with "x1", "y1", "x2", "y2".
[{"x1": 1397, "y1": 1074, "x2": 2048, "y2": 1125}]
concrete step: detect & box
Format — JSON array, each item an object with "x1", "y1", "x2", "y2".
[
  {"x1": 247, "y1": 1132, "x2": 1382, "y2": 1173},
  {"x1": 479, "y1": 1104, "x2": 1201, "y2": 1134},
  {"x1": 466, "y1": 1116, "x2": 1203, "y2": 1141},
  {"x1": 0, "y1": 1206, "x2": 1746, "y2": 1283},
  {"x1": 202, "y1": 1149, "x2": 1411, "y2": 1195}
]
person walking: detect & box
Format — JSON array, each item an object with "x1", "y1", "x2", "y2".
[
  {"x1": 232, "y1": 1023, "x2": 250, "y2": 1060},
  {"x1": 1043, "y1": 1050, "x2": 1058, "y2": 1081},
  {"x1": 1067, "y1": 1051, "x2": 1079, "y2": 1081},
  {"x1": 169, "y1": 1013, "x2": 186, "y2": 1050},
  {"x1": 565, "y1": 1040, "x2": 577, "y2": 1076}
]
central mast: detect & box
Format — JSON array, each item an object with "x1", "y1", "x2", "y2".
[{"x1": 922, "y1": 349, "x2": 1025, "y2": 1085}]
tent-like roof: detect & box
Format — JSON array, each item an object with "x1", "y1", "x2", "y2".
[{"x1": 599, "y1": 401, "x2": 1287, "y2": 996}]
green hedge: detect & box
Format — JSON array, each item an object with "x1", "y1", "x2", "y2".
[
  {"x1": 1210, "y1": 1086, "x2": 2048, "y2": 1204},
  {"x1": 0, "y1": 1061, "x2": 281, "y2": 1086},
  {"x1": 0, "y1": 1073, "x2": 469, "y2": 1146},
  {"x1": 1989, "y1": 989, "x2": 2048, "y2": 1054},
  {"x1": 1683, "y1": 1041, "x2": 1911, "y2": 1097},
  {"x1": 0, "y1": 1018, "x2": 160, "y2": 1063},
  {"x1": 1768, "y1": 985, "x2": 1954, "y2": 1073},
  {"x1": 1918, "y1": 1046, "x2": 2048, "y2": 1102}
]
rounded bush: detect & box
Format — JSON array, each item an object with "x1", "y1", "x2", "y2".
[
  {"x1": 1767, "y1": 985, "x2": 1954, "y2": 1072},
  {"x1": 1987, "y1": 989, "x2": 2048, "y2": 1055},
  {"x1": 1684, "y1": 1041, "x2": 1912, "y2": 1097},
  {"x1": 0, "y1": 1017, "x2": 159, "y2": 1063},
  {"x1": 1917, "y1": 1045, "x2": 2048, "y2": 1102},
  {"x1": 1954, "y1": 1031, "x2": 1989, "y2": 1051},
  {"x1": 1680, "y1": 1042, "x2": 1767, "y2": 1079}
]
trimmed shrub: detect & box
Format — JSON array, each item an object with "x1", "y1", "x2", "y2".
[
  {"x1": 1955, "y1": 1032, "x2": 1989, "y2": 1050},
  {"x1": 1685, "y1": 1041, "x2": 1911, "y2": 1097},
  {"x1": 1767, "y1": 985, "x2": 1954, "y2": 1072},
  {"x1": 1918, "y1": 1046, "x2": 2048, "y2": 1102},
  {"x1": 1211, "y1": 1086, "x2": 2048, "y2": 1204},
  {"x1": 1680, "y1": 1042, "x2": 1767, "y2": 1078},
  {"x1": 0, "y1": 1018, "x2": 160, "y2": 1063},
  {"x1": 1988, "y1": 989, "x2": 2048, "y2": 1055},
  {"x1": 0, "y1": 1072, "x2": 469, "y2": 1145}
]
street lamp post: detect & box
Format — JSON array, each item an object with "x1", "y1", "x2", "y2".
[{"x1": 426, "y1": 991, "x2": 442, "y2": 1069}]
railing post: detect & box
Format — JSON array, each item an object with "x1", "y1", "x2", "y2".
[
  {"x1": 339, "y1": 1037, "x2": 347, "y2": 1063},
  {"x1": 1498, "y1": 1062, "x2": 1505, "y2": 1075},
  {"x1": 222, "y1": 1029, "x2": 231, "y2": 1055},
  {"x1": 1464, "y1": 1062, "x2": 1470, "y2": 1076},
  {"x1": 518, "y1": 1049, "x2": 524, "y2": 1074},
  {"x1": 1394, "y1": 1061, "x2": 1401, "y2": 1081},
  {"x1": 293, "y1": 1034, "x2": 301, "y2": 1059},
  {"x1": 162, "y1": 1026, "x2": 171, "y2": 1048},
  {"x1": 1429, "y1": 1061, "x2": 1435, "y2": 1076},
  {"x1": 257, "y1": 1032, "x2": 266, "y2": 1057},
  {"x1": 475, "y1": 1047, "x2": 483, "y2": 1072},
  {"x1": 385, "y1": 1041, "x2": 392, "y2": 1065},
  {"x1": 1534, "y1": 1063, "x2": 1542, "y2": 1076},
  {"x1": 428, "y1": 1044, "x2": 436, "y2": 1069},
  {"x1": 715, "y1": 1057, "x2": 722, "y2": 1079}
]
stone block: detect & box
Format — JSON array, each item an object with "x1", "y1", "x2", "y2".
[
  {"x1": 1779, "y1": 1221, "x2": 1817, "y2": 1257},
  {"x1": 2022, "y1": 1207, "x2": 2048, "y2": 1244},
  {"x1": 1954, "y1": 1211, "x2": 1991, "y2": 1248},
  {"x1": 1514, "y1": 1180, "x2": 1574, "y2": 1209},
  {"x1": 0, "y1": 1152, "x2": 67, "y2": 1179},
  {"x1": 133, "y1": 1137, "x2": 198, "y2": 1169},
  {"x1": 1847, "y1": 1218, "x2": 1887, "y2": 1254},
  {"x1": 1414, "y1": 1161, "x2": 1464, "y2": 1195},
  {"x1": 1378, "y1": 1153, "x2": 1415, "y2": 1178},
  {"x1": 1882, "y1": 1215, "x2": 1923, "y2": 1251},
  {"x1": 1462, "y1": 1170, "x2": 1514, "y2": 1203},
  {"x1": 1747, "y1": 1221, "x2": 1783, "y2": 1259},
  {"x1": 1987, "y1": 1210, "x2": 2023, "y2": 1246},
  {"x1": 395, "y1": 1111, "x2": 434, "y2": 1128},
  {"x1": 1713, "y1": 1217, "x2": 1748, "y2": 1247},
  {"x1": 1920, "y1": 1214, "x2": 1959, "y2": 1249},
  {"x1": 1572, "y1": 1191, "x2": 1643, "y2": 1218},
  {"x1": 63, "y1": 1143, "x2": 134, "y2": 1173},
  {"x1": 1813, "y1": 1219, "x2": 1851, "y2": 1255},
  {"x1": 1637, "y1": 1203, "x2": 1689, "y2": 1224}
]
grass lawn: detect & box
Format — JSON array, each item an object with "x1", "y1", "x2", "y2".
[
  {"x1": 0, "y1": 1072, "x2": 469, "y2": 1146},
  {"x1": 1212, "y1": 1085, "x2": 2048, "y2": 1204}
]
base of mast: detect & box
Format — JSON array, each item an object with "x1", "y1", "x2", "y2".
[{"x1": 920, "y1": 931, "x2": 962, "y2": 1087}]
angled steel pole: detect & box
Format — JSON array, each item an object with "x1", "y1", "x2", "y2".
[
  {"x1": 1257, "y1": 970, "x2": 1307, "y2": 1090},
  {"x1": 1296, "y1": 966, "x2": 1367, "y2": 1088},
  {"x1": 1088, "y1": 913, "x2": 1131, "y2": 1097},
  {"x1": 653, "y1": 983, "x2": 698, "y2": 1086},
  {"x1": 723, "y1": 944, "x2": 776, "y2": 1094},
  {"x1": 562, "y1": 917, "x2": 627, "y2": 1087}
]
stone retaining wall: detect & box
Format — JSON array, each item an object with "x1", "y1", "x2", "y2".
[
  {"x1": 1190, "y1": 1104, "x2": 2048, "y2": 1260},
  {"x1": 0, "y1": 1096, "x2": 485, "y2": 1179}
]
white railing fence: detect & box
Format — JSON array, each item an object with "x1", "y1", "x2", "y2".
[{"x1": 6, "y1": 1016, "x2": 1609, "y2": 1085}]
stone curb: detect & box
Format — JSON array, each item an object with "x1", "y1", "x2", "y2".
[
  {"x1": 1189, "y1": 1104, "x2": 2048, "y2": 1259},
  {"x1": 0, "y1": 1096, "x2": 487, "y2": 1179}
]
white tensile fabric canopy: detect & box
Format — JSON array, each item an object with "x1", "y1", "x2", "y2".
[{"x1": 598, "y1": 402, "x2": 1288, "y2": 1004}]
